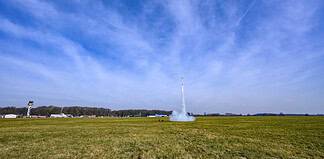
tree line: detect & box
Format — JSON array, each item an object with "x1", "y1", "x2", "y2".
[{"x1": 0, "y1": 106, "x2": 172, "y2": 117}]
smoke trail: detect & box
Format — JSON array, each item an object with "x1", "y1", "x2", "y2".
[
  {"x1": 236, "y1": 0, "x2": 257, "y2": 26},
  {"x1": 170, "y1": 78, "x2": 195, "y2": 122}
]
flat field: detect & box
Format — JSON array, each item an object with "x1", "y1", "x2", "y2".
[{"x1": 0, "y1": 116, "x2": 323, "y2": 159}]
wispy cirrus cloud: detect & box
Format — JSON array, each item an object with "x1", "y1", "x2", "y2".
[{"x1": 0, "y1": 0, "x2": 323, "y2": 113}]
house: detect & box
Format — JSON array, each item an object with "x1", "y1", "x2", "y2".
[
  {"x1": 4, "y1": 114, "x2": 18, "y2": 118},
  {"x1": 50, "y1": 113, "x2": 67, "y2": 118}
]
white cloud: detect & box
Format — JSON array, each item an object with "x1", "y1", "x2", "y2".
[{"x1": 0, "y1": 0, "x2": 323, "y2": 113}]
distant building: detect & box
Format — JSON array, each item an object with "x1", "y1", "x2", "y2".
[
  {"x1": 155, "y1": 114, "x2": 168, "y2": 117},
  {"x1": 31, "y1": 115, "x2": 47, "y2": 118},
  {"x1": 147, "y1": 114, "x2": 168, "y2": 117},
  {"x1": 4, "y1": 114, "x2": 18, "y2": 118},
  {"x1": 50, "y1": 113, "x2": 67, "y2": 118},
  {"x1": 65, "y1": 114, "x2": 74, "y2": 118},
  {"x1": 80, "y1": 115, "x2": 96, "y2": 118}
]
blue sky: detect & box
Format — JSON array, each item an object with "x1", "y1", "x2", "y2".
[{"x1": 0, "y1": 0, "x2": 324, "y2": 114}]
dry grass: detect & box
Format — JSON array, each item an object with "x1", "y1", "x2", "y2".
[{"x1": 0, "y1": 116, "x2": 323, "y2": 158}]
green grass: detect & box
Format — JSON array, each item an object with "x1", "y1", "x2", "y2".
[{"x1": 0, "y1": 117, "x2": 323, "y2": 159}]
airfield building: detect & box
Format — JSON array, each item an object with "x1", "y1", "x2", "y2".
[
  {"x1": 147, "y1": 114, "x2": 168, "y2": 117},
  {"x1": 4, "y1": 114, "x2": 18, "y2": 118},
  {"x1": 30, "y1": 115, "x2": 47, "y2": 118},
  {"x1": 50, "y1": 113, "x2": 68, "y2": 118}
]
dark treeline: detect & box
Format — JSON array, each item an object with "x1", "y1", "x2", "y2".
[
  {"x1": 0, "y1": 106, "x2": 172, "y2": 117},
  {"x1": 195, "y1": 113, "x2": 324, "y2": 116},
  {"x1": 250, "y1": 113, "x2": 324, "y2": 116},
  {"x1": 1, "y1": 106, "x2": 321, "y2": 117},
  {"x1": 111, "y1": 109, "x2": 172, "y2": 117}
]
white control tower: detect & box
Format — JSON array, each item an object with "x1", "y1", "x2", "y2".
[{"x1": 27, "y1": 101, "x2": 33, "y2": 118}]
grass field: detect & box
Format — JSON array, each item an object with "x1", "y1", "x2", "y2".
[{"x1": 0, "y1": 117, "x2": 323, "y2": 159}]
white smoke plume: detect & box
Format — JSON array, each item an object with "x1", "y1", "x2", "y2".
[
  {"x1": 170, "y1": 78, "x2": 195, "y2": 122},
  {"x1": 170, "y1": 110, "x2": 195, "y2": 122}
]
